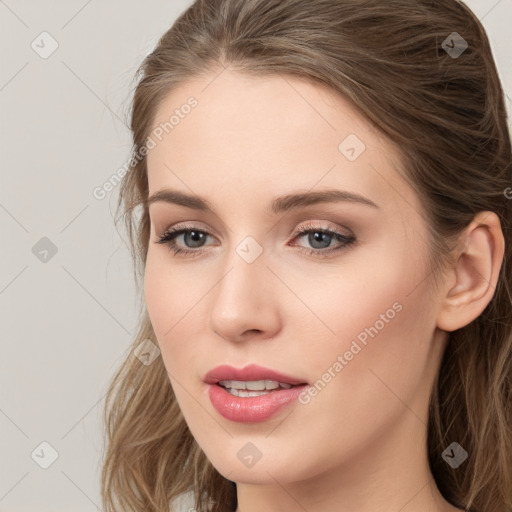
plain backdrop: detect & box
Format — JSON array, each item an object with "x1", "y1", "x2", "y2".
[{"x1": 1, "y1": 1, "x2": 511, "y2": 511}]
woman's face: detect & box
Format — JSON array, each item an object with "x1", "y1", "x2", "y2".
[{"x1": 144, "y1": 68, "x2": 447, "y2": 492}]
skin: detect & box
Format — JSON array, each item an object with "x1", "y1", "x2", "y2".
[{"x1": 143, "y1": 67, "x2": 503, "y2": 512}]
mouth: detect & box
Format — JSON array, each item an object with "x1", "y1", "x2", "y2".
[{"x1": 203, "y1": 365, "x2": 310, "y2": 423}]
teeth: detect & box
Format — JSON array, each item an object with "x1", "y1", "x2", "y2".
[
  {"x1": 226, "y1": 388, "x2": 272, "y2": 397},
  {"x1": 218, "y1": 379, "x2": 294, "y2": 391}
]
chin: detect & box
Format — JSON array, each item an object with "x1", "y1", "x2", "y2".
[{"x1": 208, "y1": 450, "x2": 310, "y2": 485}]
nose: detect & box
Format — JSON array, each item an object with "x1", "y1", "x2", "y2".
[{"x1": 209, "y1": 245, "x2": 282, "y2": 343}]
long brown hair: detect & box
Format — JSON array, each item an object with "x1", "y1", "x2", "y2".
[{"x1": 100, "y1": 1, "x2": 512, "y2": 511}]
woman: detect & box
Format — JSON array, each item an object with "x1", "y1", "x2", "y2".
[{"x1": 101, "y1": 1, "x2": 512, "y2": 511}]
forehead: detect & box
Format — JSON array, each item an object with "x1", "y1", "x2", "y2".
[
  {"x1": 148, "y1": 68, "x2": 378, "y2": 159},
  {"x1": 145, "y1": 68, "x2": 416, "y2": 215}
]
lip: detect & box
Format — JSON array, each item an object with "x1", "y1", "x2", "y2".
[
  {"x1": 207, "y1": 382, "x2": 308, "y2": 423},
  {"x1": 203, "y1": 363, "x2": 308, "y2": 386},
  {"x1": 204, "y1": 364, "x2": 309, "y2": 423}
]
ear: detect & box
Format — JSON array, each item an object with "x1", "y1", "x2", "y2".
[{"x1": 436, "y1": 211, "x2": 505, "y2": 332}]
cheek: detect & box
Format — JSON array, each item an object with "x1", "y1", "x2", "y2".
[
  {"x1": 144, "y1": 253, "x2": 192, "y2": 346},
  {"x1": 289, "y1": 240, "x2": 436, "y2": 401},
  {"x1": 143, "y1": 251, "x2": 216, "y2": 379},
  {"x1": 280, "y1": 236, "x2": 432, "y2": 356},
  {"x1": 144, "y1": 248, "x2": 200, "y2": 327},
  {"x1": 144, "y1": 254, "x2": 173, "y2": 339},
  {"x1": 297, "y1": 248, "x2": 436, "y2": 422}
]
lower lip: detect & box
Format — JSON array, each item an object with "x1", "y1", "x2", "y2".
[{"x1": 207, "y1": 383, "x2": 308, "y2": 423}]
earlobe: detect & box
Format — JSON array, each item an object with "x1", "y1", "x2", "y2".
[{"x1": 436, "y1": 211, "x2": 505, "y2": 332}]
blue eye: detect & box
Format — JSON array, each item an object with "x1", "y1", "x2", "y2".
[
  {"x1": 155, "y1": 222, "x2": 356, "y2": 258},
  {"x1": 156, "y1": 225, "x2": 212, "y2": 256},
  {"x1": 291, "y1": 225, "x2": 356, "y2": 255}
]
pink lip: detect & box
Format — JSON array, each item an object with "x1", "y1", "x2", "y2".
[
  {"x1": 203, "y1": 363, "x2": 308, "y2": 386},
  {"x1": 203, "y1": 364, "x2": 309, "y2": 423},
  {"x1": 207, "y1": 383, "x2": 308, "y2": 423}
]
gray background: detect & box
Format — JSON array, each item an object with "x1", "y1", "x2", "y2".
[{"x1": 1, "y1": 1, "x2": 510, "y2": 511}]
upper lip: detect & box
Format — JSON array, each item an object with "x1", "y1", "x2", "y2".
[{"x1": 204, "y1": 364, "x2": 308, "y2": 386}]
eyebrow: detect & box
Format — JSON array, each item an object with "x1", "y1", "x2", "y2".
[{"x1": 147, "y1": 188, "x2": 379, "y2": 214}]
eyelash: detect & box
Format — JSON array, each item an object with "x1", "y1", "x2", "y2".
[{"x1": 155, "y1": 221, "x2": 356, "y2": 258}]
